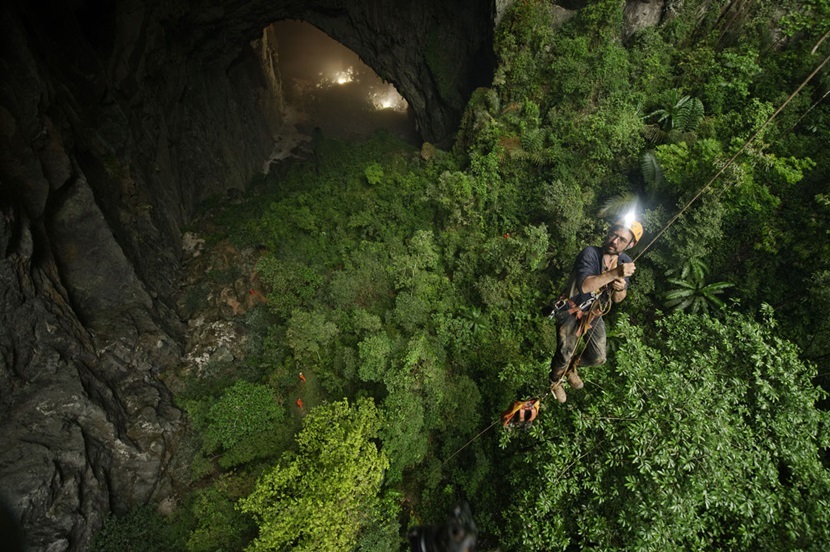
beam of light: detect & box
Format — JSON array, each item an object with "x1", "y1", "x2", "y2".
[{"x1": 624, "y1": 208, "x2": 636, "y2": 227}]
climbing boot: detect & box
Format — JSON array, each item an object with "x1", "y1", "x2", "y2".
[
  {"x1": 567, "y1": 368, "x2": 584, "y2": 390},
  {"x1": 551, "y1": 383, "x2": 567, "y2": 404}
]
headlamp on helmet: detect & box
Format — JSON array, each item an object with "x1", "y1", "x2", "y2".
[{"x1": 614, "y1": 210, "x2": 643, "y2": 246}]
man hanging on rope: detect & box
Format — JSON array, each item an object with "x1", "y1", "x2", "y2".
[{"x1": 548, "y1": 217, "x2": 642, "y2": 403}]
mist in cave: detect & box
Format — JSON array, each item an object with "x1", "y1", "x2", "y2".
[{"x1": 268, "y1": 20, "x2": 419, "y2": 164}]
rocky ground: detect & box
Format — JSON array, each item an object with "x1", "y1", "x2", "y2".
[
  {"x1": 144, "y1": 197, "x2": 272, "y2": 500},
  {"x1": 169, "y1": 233, "x2": 264, "y2": 392}
]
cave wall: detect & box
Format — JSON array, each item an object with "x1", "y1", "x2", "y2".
[
  {"x1": 0, "y1": 1, "x2": 283, "y2": 550},
  {"x1": 0, "y1": 2, "x2": 270, "y2": 551},
  {"x1": 0, "y1": 0, "x2": 496, "y2": 550}
]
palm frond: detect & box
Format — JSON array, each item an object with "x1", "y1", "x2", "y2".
[
  {"x1": 665, "y1": 288, "x2": 696, "y2": 302},
  {"x1": 705, "y1": 294, "x2": 727, "y2": 310},
  {"x1": 645, "y1": 108, "x2": 670, "y2": 124},
  {"x1": 663, "y1": 256, "x2": 732, "y2": 313},
  {"x1": 668, "y1": 296, "x2": 696, "y2": 311},
  {"x1": 701, "y1": 281, "x2": 733, "y2": 293},
  {"x1": 666, "y1": 278, "x2": 696, "y2": 290},
  {"x1": 597, "y1": 192, "x2": 638, "y2": 219},
  {"x1": 675, "y1": 97, "x2": 704, "y2": 132},
  {"x1": 689, "y1": 258, "x2": 708, "y2": 284},
  {"x1": 641, "y1": 150, "x2": 664, "y2": 188}
]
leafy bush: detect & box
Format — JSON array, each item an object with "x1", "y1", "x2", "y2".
[
  {"x1": 203, "y1": 380, "x2": 284, "y2": 450},
  {"x1": 239, "y1": 398, "x2": 390, "y2": 551},
  {"x1": 286, "y1": 309, "x2": 339, "y2": 366},
  {"x1": 186, "y1": 476, "x2": 256, "y2": 552},
  {"x1": 364, "y1": 162, "x2": 384, "y2": 184},
  {"x1": 90, "y1": 505, "x2": 180, "y2": 552},
  {"x1": 504, "y1": 309, "x2": 830, "y2": 550},
  {"x1": 256, "y1": 257, "x2": 323, "y2": 317},
  {"x1": 202, "y1": 381, "x2": 283, "y2": 451},
  {"x1": 187, "y1": 380, "x2": 287, "y2": 469}
]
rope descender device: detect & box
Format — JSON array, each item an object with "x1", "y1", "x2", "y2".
[{"x1": 500, "y1": 398, "x2": 540, "y2": 429}]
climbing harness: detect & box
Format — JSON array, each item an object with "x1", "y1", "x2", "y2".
[{"x1": 550, "y1": 289, "x2": 614, "y2": 385}]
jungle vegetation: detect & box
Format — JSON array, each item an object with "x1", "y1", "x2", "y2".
[{"x1": 92, "y1": 1, "x2": 830, "y2": 550}]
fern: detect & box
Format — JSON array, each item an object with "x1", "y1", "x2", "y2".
[
  {"x1": 521, "y1": 127, "x2": 546, "y2": 153},
  {"x1": 509, "y1": 148, "x2": 528, "y2": 161},
  {"x1": 529, "y1": 150, "x2": 551, "y2": 166},
  {"x1": 675, "y1": 97, "x2": 704, "y2": 132},
  {"x1": 646, "y1": 91, "x2": 704, "y2": 134},
  {"x1": 641, "y1": 150, "x2": 664, "y2": 188},
  {"x1": 642, "y1": 124, "x2": 666, "y2": 145}
]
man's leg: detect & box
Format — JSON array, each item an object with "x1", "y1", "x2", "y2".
[
  {"x1": 563, "y1": 317, "x2": 606, "y2": 391},
  {"x1": 578, "y1": 317, "x2": 607, "y2": 367},
  {"x1": 549, "y1": 312, "x2": 580, "y2": 402}
]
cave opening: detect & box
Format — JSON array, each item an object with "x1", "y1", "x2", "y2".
[{"x1": 263, "y1": 20, "x2": 419, "y2": 166}]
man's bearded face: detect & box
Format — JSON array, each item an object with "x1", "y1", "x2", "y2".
[{"x1": 603, "y1": 227, "x2": 634, "y2": 255}]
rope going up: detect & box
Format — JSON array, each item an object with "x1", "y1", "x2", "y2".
[
  {"x1": 559, "y1": 36, "x2": 830, "y2": 391},
  {"x1": 633, "y1": 30, "x2": 830, "y2": 263}
]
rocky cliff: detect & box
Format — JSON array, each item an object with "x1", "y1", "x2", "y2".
[{"x1": 0, "y1": 0, "x2": 496, "y2": 549}]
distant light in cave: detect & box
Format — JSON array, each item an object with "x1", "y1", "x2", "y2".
[
  {"x1": 335, "y1": 71, "x2": 354, "y2": 85},
  {"x1": 313, "y1": 65, "x2": 407, "y2": 111},
  {"x1": 370, "y1": 85, "x2": 408, "y2": 112},
  {"x1": 318, "y1": 66, "x2": 357, "y2": 87},
  {"x1": 270, "y1": 19, "x2": 416, "y2": 144}
]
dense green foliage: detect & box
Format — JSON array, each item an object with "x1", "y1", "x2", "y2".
[
  {"x1": 90, "y1": 505, "x2": 183, "y2": 552},
  {"x1": 185, "y1": 380, "x2": 289, "y2": 469},
  {"x1": 504, "y1": 308, "x2": 830, "y2": 550},
  {"x1": 93, "y1": 1, "x2": 830, "y2": 550},
  {"x1": 240, "y1": 398, "x2": 390, "y2": 551}
]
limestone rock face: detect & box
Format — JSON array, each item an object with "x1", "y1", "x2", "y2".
[
  {"x1": 0, "y1": 0, "x2": 495, "y2": 550},
  {"x1": 0, "y1": 202, "x2": 182, "y2": 551},
  {"x1": 623, "y1": 0, "x2": 666, "y2": 39}
]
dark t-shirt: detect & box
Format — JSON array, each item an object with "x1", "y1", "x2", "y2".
[{"x1": 566, "y1": 246, "x2": 632, "y2": 308}]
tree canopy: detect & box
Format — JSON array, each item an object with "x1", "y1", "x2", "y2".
[
  {"x1": 239, "y1": 398, "x2": 389, "y2": 552},
  {"x1": 505, "y1": 308, "x2": 830, "y2": 550}
]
